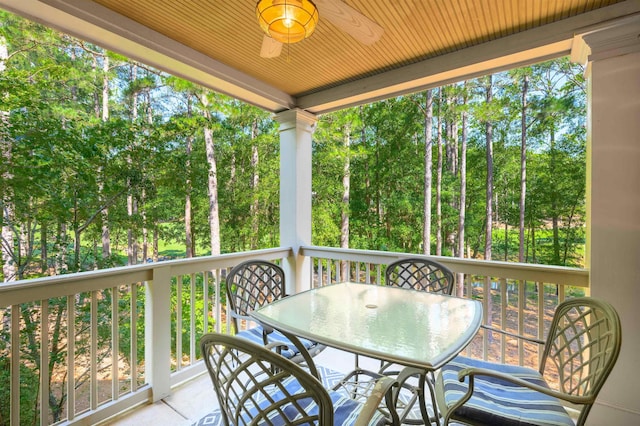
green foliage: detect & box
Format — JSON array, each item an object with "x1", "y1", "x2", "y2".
[{"x1": 0, "y1": 357, "x2": 39, "y2": 425}]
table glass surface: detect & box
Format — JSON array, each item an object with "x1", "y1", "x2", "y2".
[{"x1": 252, "y1": 282, "x2": 482, "y2": 370}]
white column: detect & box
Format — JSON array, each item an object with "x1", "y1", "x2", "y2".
[
  {"x1": 574, "y1": 15, "x2": 640, "y2": 424},
  {"x1": 145, "y1": 265, "x2": 172, "y2": 401},
  {"x1": 276, "y1": 108, "x2": 317, "y2": 294}
]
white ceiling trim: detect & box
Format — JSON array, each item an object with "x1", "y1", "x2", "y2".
[{"x1": 299, "y1": 41, "x2": 572, "y2": 114}]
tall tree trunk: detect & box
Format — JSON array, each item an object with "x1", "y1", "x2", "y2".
[
  {"x1": 550, "y1": 127, "x2": 561, "y2": 264},
  {"x1": 185, "y1": 99, "x2": 194, "y2": 258},
  {"x1": 485, "y1": 75, "x2": 494, "y2": 336},
  {"x1": 100, "y1": 53, "x2": 111, "y2": 260},
  {"x1": 530, "y1": 222, "x2": 536, "y2": 263},
  {"x1": 450, "y1": 94, "x2": 458, "y2": 176},
  {"x1": 504, "y1": 222, "x2": 509, "y2": 261},
  {"x1": 201, "y1": 93, "x2": 221, "y2": 255},
  {"x1": 340, "y1": 128, "x2": 351, "y2": 279},
  {"x1": 436, "y1": 89, "x2": 444, "y2": 256},
  {"x1": 142, "y1": 188, "x2": 148, "y2": 262},
  {"x1": 457, "y1": 82, "x2": 468, "y2": 296},
  {"x1": 375, "y1": 138, "x2": 382, "y2": 225},
  {"x1": 141, "y1": 88, "x2": 152, "y2": 262},
  {"x1": 127, "y1": 65, "x2": 138, "y2": 265},
  {"x1": 519, "y1": 74, "x2": 528, "y2": 263},
  {"x1": 422, "y1": 89, "x2": 433, "y2": 255},
  {"x1": 250, "y1": 119, "x2": 260, "y2": 250},
  {"x1": 54, "y1": 222, "x2": 68, "y2": 275},
  {"x1": 40, "y1": 221, "x2": 48, "y2": 274},
  {"x1": 153, "y1": 228, "x2": 159, "y2": 261},
  {"x1": 1, "y1": 35, "x2": 16, "y2": 282},
  {"x1": 485, "y1": 76, "x2": 494, "y2": 261}
]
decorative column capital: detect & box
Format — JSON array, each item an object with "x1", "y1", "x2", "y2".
[
  {"x1": 274, "y1": 108, "x2": 318, "y2": 133},
  {"x1": 571, "y1": 14, "x2": 640, "y2": 66}
]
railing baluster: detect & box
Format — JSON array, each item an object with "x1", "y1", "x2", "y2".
[
  {"x1": 40, "y1": 299, "x2": 49, "y2": 426},
  {"x1": 518, "y1": 280, "x2": 525, "y2": 366},
  {"x1": 482, "y1": 277, "x2": 489, "y2": 361},
  {"x1": 316, "y1": 258, "x2": 322, "y2": 287},
  {"x1": 190, "y1": 273, "x2": 196, "y2": 363},
  {"x1": 204, "y1": 271, "x2": 209, "y2": 336},
  {"x1": 67, "y1": 295, "x2": 75, "y2": 420},
  {"x1": 500, "y1": 278, "x2": 507, "y2": 364},
  {"x1": 215, "y1": 269, "x2": 222, "y2": 333},
  {"x1": 538, "y1": 281, "x2": 545, "y2": 363},
  {"x1": 91, "y1": 291, "x2": 98, "y2": 410},
  {"x1": 465, "y1": 275, "x2": 473, "y2": 357},
  {"x1": 112, "y1": 286, "x2": 119, "y2": 401},
  {"x1": 11, "y1": 304, "x2": 20, "y2": 426},
  {"x1": 130, "y1": 283, "x2": 138, "y2": 392},
  {"x1": 176, "y1": 275, "x2": 182, "y2": 370}
]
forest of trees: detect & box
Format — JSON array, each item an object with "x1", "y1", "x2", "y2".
[{"x1": 1, "y1": 11, "x2": 587, "y2": 283}]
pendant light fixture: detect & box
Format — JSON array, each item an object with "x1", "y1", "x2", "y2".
[{"x1": 256, "y1": 0, "x2": 319, "y2": 44}]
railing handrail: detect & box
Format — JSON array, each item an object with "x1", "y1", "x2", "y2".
[
  {"x1": 0, "y1": 247, "x2": 293, "y2": 306},
  {"x1": 300, "y1": 245, "x2": 589, "y2": 287}
]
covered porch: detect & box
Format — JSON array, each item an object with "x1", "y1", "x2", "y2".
[{"x1": 0, "y1": 0, "x2": 639, "y2": 424}]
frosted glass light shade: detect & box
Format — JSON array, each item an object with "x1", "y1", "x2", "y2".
[{"x1": 256, "y1": 0, "x2": 319, "y2": 44}]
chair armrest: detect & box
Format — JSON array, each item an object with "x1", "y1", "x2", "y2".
[
  {"x1": 458, "y1": 367, "x2": 593, "y2": 405},
  {"x1": 230, "y1": 311, "x2": 276, "y2": 341},
  {"x1": 229, "y1": 311, "x2": 253, "y2": 323},
  {"x1": 480, "y1": 324, "x2": 545, "y2": 345},
  {"x1": 354, "y1": 376, "x2": 399, "y2": 426}
]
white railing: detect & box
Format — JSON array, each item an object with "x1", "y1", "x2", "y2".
[
  {"x1": 1, "y1": 245, "x2": 589, "y2": 425},
  {"x1": 301, "y1": 245, "x2": 589, "y2": 370},
  {"x1": 0, "y1": 247, "x2": 291, "y2": 426}
]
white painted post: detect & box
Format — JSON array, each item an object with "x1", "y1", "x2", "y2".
[
  {"x1": 145, "y1": 265, "x2": 172, "y2": 401},
  {"x1": 573, "y1": 15, "x2": 640, "y2": 424},
  {"x1": 276, "y1": 108, "x2": 317, "y2": 294}
]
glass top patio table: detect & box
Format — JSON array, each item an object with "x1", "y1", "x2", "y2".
[{"x1": 251, "y1": 281, "x2": 482, "y2": 370}]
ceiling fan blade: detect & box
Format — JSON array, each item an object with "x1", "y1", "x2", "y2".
[
  {"x1": 314, "y1": 0, "x2": 383, "y2": 45},
  {"x1": 260, "y1": 36, "x2": 283, "y2": 58}
]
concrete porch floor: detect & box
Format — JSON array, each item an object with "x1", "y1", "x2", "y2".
[{"x1": 101, "y1": 347, "x2": 387, "y2": 425}]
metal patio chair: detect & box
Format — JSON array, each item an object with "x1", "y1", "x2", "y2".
[
  {"x1": 384, "y1": 258, "x2": 454, "y2": 295},
  {"x1": 200, "y1": 333, "x2": 399, "y2": 425},
  {"x1": 435, "y1": 297, "x2": 622, "y2": 426},
  {"x1": 226, "y1": 259, "x2": 325, "y2": 364}
]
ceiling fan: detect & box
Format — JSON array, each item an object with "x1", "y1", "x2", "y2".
[{"x1": 257, "y1": 0, "x2": 384, "y2": 58}]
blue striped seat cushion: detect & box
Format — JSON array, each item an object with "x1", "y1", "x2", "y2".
[
  {"x1": 440, "y1": 356, "x2": 574, "y2": 426},
  {"x1": 241, "y1": 376, "x2": 387, "y2": 425},
  {"x1": 235, "y1": 326, "x2": 320, "y2": 359}
]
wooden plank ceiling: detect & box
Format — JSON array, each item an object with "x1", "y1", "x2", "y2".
[{"x1": 91, "y1": 0, "x2": 624, "y2": 99}]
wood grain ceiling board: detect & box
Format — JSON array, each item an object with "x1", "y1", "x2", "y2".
[{"x1": 91, "y1": 0, "x2": 624, "y2": 97}]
